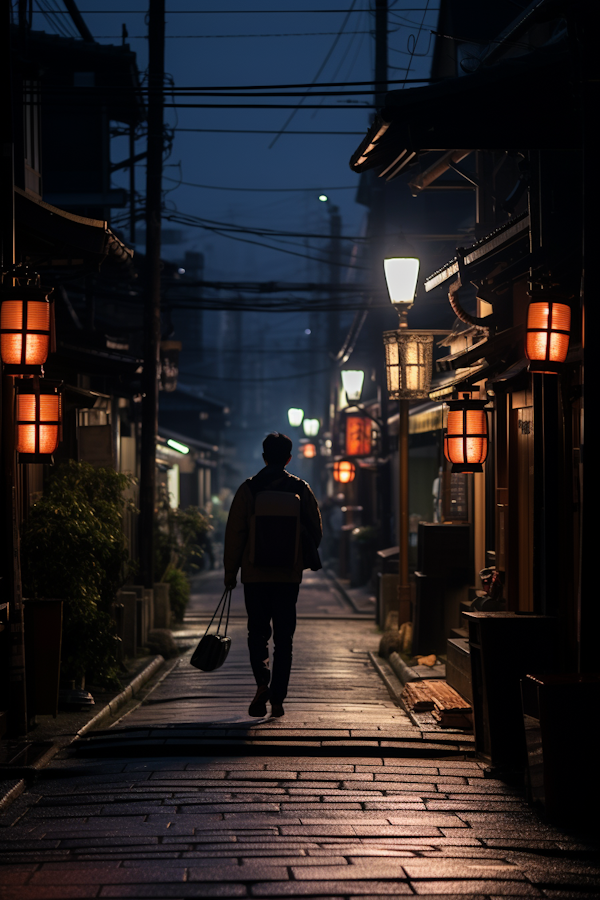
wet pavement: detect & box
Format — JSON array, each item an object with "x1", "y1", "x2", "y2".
[{"x1": 0, "y1": 571, "x2": 598, "y2": 898}]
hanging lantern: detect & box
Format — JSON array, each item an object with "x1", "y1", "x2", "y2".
[
  {"x1": 333, "y1": 460, "x2": 356, "y2": 484},
  {"x1": 302, "y1": 442, "x2": 317, "y2": 459},
  {"x1": 525, "y1": 293, "x2": 571, "y2": 374},
  {"x1": 0, "y1": 266, "x2": 53, "y2": 374},
  {"x1": 383, "y1": 329, "x2": 434, "y2": 399},
  {"x1": 444, "y1": 392, "x2": 488, "y2": 473},
  {"x1": 16, "y1": 378, "x2": 62, "y2": 463},
  {"x1": 346, "y1": 416, "x2": 372, "y2": 457},
  {"x1": 303, "y1": 418, "x2": 320, "y2": 437}
]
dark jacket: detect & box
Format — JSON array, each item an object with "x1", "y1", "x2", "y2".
[{"x1": 223, "y1": 465, "x2": 322, "y2": 584}]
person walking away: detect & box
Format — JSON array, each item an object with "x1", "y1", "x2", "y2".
[{"x1": 223, "y1": 432, "x2": 322, "y2": 718}]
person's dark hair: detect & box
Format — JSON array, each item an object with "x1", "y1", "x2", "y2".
[{"x1": 263, "y1": 432, "x2": 293, "y2": 465}]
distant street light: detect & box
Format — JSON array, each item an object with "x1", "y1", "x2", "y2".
[
  {"x1": 302, "y1": 442, "x2": 317, "y2": 459},
  {"x1": 341, "y1": 369, "x2": 365, "y2": 403},
  {"x1": 167, "y1": 438, "x2": 190, "y2": 455},
  {"x1": 333, "y1": 460, "x2": 356, "y2": 484},
  {"x1": 287, "y1": 407, "x2": 304, "y2": 428},
  {"x1": 303, "y1": 418, "x2": 320, "y2": 437},
  {"x1": 318, "y1": 194, "x2": 328, "y2": 202}
]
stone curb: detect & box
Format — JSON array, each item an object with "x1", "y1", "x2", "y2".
[
  {"x1": 367, "y1": 651, "x2": 406, "y2": 708},
  {"x1": 322, "y1": 568, "x2": 374, "y2": 617},
  {"x1": 0, "y1": 654, "x2": 165, "y2": 814}
]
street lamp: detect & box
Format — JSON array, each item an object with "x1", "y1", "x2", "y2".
[
  {"x1": 382, "y1": 256, "x2": 432, "y2": 627},
  {"x1": 287, "y1": 408, "x2": 304, "y2": 428},
  {"x1": 303, "y1": 418, "x2": 320, "y2": 437},
  {"x1": 341, "y1": 369, "x2": 365, "y2": 404}
]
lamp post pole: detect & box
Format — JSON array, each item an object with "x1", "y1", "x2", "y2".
[{"x1": 398, "y1": 395, "x2": 411, "y2": 623}]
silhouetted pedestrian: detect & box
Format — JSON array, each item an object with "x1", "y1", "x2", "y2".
[{"x1": 223, "y1": 432, "x2": 322, "y2": 718}]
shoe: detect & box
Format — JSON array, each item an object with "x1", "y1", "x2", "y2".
[
  {"x1": 270, "y1": 701, "x2": 285, "y2": 718},
  {"x1": 248, "y1": 686, "x2": 269, "y2": 717}
]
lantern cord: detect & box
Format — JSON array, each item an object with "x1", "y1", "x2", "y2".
[{"x1": 448, "y1": 278, "x2": 492, "y2": 328}]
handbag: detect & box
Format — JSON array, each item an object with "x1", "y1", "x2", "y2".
[{"x1": 190, "y1": 588, "x2": 232, "y2": 671}]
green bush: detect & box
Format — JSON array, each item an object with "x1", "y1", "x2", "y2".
[
  {"x1": 21, "y1": 461, "x2": 135, "y2": 688},
  {"x1": 163, "y1": 567, "x2": 190, "y2": 623},
  {"x1": 154, "y1": 486, "x2": 211, "y2": 620}
]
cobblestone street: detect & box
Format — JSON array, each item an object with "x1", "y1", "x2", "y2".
[{"x1": 1, "y1": 573, "x2": 598, "y2": 898}]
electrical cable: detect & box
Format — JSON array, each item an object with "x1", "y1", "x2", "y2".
[{"x1": 268, "y1": 0, "x2": 359, "y2": 150}]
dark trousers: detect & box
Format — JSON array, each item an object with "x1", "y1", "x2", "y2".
[{"x1": 244, "y1": 582, "x2": 299, "y2": 703}]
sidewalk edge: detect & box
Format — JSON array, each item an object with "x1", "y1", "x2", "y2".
[
  {"x1": 322, "y1": 568, "x2": 374, "y2": 616},
  {"x1": 367, "y1": 650, "x2": 407, "y2": 710},
  {"x1": 0, "y1": 654, "x2": 165, "y2": 814}
]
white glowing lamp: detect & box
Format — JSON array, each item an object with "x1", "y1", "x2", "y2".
[
  {"x1": 341, "y1": 370, "x2": 365, "y2": 403},
  {"x1": 287, "y1": 407, "x2": 304, "y2": 428},
  {"x1": 303, "y1": 418, "x2": 320, "y2": 437},
  {"x1": 383, "y1": 257, "x2": 420, "y2": 309}
]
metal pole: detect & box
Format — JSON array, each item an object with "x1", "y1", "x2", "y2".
[
  {"x1": 139, "y1": 0, "x2": 164, "y2": 589},
  {"x1": 398, "y1": 398, "x2": 411, "y2": 623}
]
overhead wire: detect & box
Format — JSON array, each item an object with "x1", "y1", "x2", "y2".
[{"x1": 268, "y1": 0, "x2": 359, "y2": 150}]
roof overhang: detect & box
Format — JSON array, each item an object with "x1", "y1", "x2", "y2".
[
  {"x1": 350, "y1": 39, "x2": 577, "y2": 181},
  {"x1": 16, "y1": 188, "x2": 133, "y2": 270}
]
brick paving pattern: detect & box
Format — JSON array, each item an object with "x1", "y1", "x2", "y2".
[{"x1": 1, "y1": 572, "x2": 598, "y2": 898}]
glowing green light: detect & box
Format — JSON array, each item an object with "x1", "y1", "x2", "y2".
[
  {"x1": 167, "y1": 438, "x2": 190, "y2": 454},
  {"x1": 318, "y1": 194, "x2": 328, "y2": 202}
]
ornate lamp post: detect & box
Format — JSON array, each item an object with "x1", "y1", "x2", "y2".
[{"x1": 382, "y1": 257, "x2": 433, "y2": 625}]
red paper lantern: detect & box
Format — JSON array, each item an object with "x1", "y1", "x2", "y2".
[
  {"x1": 525, "y1": 296, "x2": 571, "y2": 374},
  {"x1": 302, "y1": 442, "x2": 317, "y2": 459},
  {"x1": 346, "y1": 416, "x2": 372, "y2": 457},
  {"x1": 333, "y1": 460, "x2": 356, "y2": 484},
  {"x1": 0, "y1": 267, "x2": 53, "y2": 374},
  {"x1": 16, "y1": 378, "x2": 62, "y2": 462},
  {"x1": 444, "y1": 395, "x2": 488, "y2": 473}
]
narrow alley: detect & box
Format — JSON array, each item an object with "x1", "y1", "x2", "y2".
[{"x1": 1, "y1": 573, "x2": 598, "y2": 899}]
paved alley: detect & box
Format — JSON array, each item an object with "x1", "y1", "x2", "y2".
[{"x1": 1, "y1": 572, "x2": 599, "y2": 898}]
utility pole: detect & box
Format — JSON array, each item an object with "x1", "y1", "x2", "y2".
[
  {"x1": 1, "y1": 0, "x2": 27, "y2": 735},
  {"x1": 139, "y1": 0, "x2": 165, "y2": 589}
]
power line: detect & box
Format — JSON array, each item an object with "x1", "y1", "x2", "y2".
[
  {"x1": 171, "y1": 129, "x2": 366, "y2": 135},
  {"x1": 55, "y1": 76, "x2": 438, "y2": 91},
  {"x1": 162, "y1": 175, "x2": 357, "y2": 193},
  {"x1": 41, "y1": 8, "x2": 439, "y2": 13}
]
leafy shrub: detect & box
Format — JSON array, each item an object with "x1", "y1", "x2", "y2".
[
  {"x1": 154, "y1": 486, "x2": 211, "y2": 620},
  {"x1": 21, "y1": 461, "x2": 134, "y2": 688},
  {"x1": 163, "y1": 567, "x2": 190, "y2": 623}
]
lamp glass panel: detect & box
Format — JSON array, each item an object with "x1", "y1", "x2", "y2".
[
  {"x1": 1, "y1": 334, "x2": 23, "y2": 364},
  {"x1": 27, "y1": 301, "x2": 50, "y2": 330},
  {"x1": 39, "y1": 424, "x2": 60, "y2": 454},
  {"x1": 383, "y1": 257, "x2": 420, "y2": 305},
  {"x1": 341, "y1": 369, "x2": 365, "y2": 402},
  {"x1": 17, "y1": 394, "x2": 37, "y2": 422}
]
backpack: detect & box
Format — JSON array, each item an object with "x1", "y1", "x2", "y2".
[{"x1": 247, "y1": 475, "x2": 303, "y2": 569}]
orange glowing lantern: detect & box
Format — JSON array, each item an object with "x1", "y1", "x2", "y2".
[
  {"x1": 346, "y1": 416, "x2": 372, "y2": 457},
  {"x1": 0, "y1": 266, "x2": 53, "y2": 374},
  {"x1": 525, "y1": 294, "x2": 571, "y2": 374},
  {"x1": 16, "y1": 378, "x2": 62, "y2": 462},
  {"x1": 333, "y1": 460, "x2": 356, "y2": 484},
  {"x1": 444, "y1": 393, "x2": 488, "y2": 473},
  {"x1": 302, "y1": 442, "x2": 317, "y2": 459}
]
